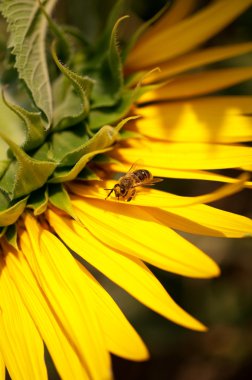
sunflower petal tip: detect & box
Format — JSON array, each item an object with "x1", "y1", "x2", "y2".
[
  {"x1": 197, "y1": 323, "x2": 208, "y2": 333},
  {"x1": 200, "y1": 258, "x2": 221, "y2": 279},
  {"x1": 136, "y1": 347, "x2": 150, "y2": 362},
  {"x1": 210, "y1": 262, "x2": 221, "y2": 278}
]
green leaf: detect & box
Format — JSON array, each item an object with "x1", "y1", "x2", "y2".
[
  {"x1": 0, "y1": 87, "x2": 26, "y2": 152},
  {"x1": 0, "y1": 0, "x2": 57, "y2": 124},
  {"x1": 26, "y1": 186, "x2": 48, "y2": 215},
  {"x1": 5, "y1": 224, "x2": 18, "y2": 249},
  {"x1": 48, "y1": 183, "x2": 77, "y2": 219},
  {"x1": 2, "y1": 91, "x2": 47, "y2": 151},
  {"x1": 51, "y1": 42, "x2": 94, "y2": 131},
  {"x1": 0, "y1": 196, "x2": 28, "y2": 227},
  {"x1": 0, "y1": 133, "x2": 57, "y2": 199}
]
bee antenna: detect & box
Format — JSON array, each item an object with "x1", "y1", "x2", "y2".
[{"x1": 104, "y1": 188, "x2": 114, "y2": 200}]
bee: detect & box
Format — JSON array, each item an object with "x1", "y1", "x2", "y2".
[{"x1": 104, "y1": 163, "x2": 163, "y2": 202}]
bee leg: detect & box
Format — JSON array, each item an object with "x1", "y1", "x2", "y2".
[{"x1": 127, "y1": 189, "x2": 136, "y2": 202}]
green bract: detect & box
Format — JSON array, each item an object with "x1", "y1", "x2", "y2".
[{"x1": 0, "y1": 0, "x2": 156, "y2": 239}]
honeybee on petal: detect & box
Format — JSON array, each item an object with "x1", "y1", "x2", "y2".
[{"x1": 104, "y1": 162, "x2": 163, "y2": 202}]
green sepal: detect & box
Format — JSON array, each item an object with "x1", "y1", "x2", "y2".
[
  {"x1": 0, "y1": 226, "x2": 7, "y2": 238},
  {"x1": 95, "y1": 0, "x2": 127, "y2": 56},
  {"x1": 53, "y1": 124, "x2": 119, "y2": 166},
  {"x1": 90, "y1": 78, "x2": 162, "y2": 130},
  {"x1": 92, "y1": 154, "x2": 120, "y2": 165},
  {"x1": 50, "y1": 124, "x2": 88, "y2": 164},
  {"x1": 51, "y1": 42, "x2": 94, "y2": 131},
  {"x1": 0, "y1": 162, "x2": 17, "y2": 199},
  {"x1": 119, "y1": 130, "x2": 141, "y2": 140},
  {"x1": 107, "y1": 16, "x2": 127, "y2": 94},
  {"x1": 31, "y1": 141, "x2": 54, "y2": 162},
  {"x1": 77, "y1": 167, "x2": 101, "y2": 181},
  {"x1": 49, "y1": 147, "x2": 112, "y2": 183},
  {"x1": 0, "y1": 187, "x2": 10, "y2": 211},
  {"x1": 0, "y1": 161, "x2": 9, "y2": 179},
  {"x1": 122, "y1": 2, "x2": 170, "y2": 61},
  {"x1": 89, "y1": 90, "x2": 134, "y2": 129},
  {"x1": 125, "y1": 71, "x2": 146, "y2": 88},
  {"x1": 88, "y1": 16, "x2": 127, "y2": 109},
  {"x1": 0, "y1": 196, "x2": 28, "y2": 227},
  {"x1": 2, "y1": 91, "x2": 47, "y2": 151},
  {"x1": 48, "y1": 183, "x2": 77, "y2": 219},
  {"x1": 5, "y1": 224, "x2": 18, "y2": 250},
  {"x1": 26, "y1": 186, "x2": 48, "y2": 216},
  {"x1": 125, "y1": 67, "x2": 161, "y2": 88},
  {"x1": 114, "y1": 116, "x2": 140, "y2": 133},
  {"x1": 131, "y1": 81, "x2": 166, "y2": 102},
  {"x1": 0, "y1": 133, "x2": 57, "y2": 199}
]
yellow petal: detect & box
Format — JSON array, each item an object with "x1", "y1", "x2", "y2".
[
  {"x1": 47, "y1": 209, "x2": 207, "y2": 331},
  {"x1": 127, "y1": 0, "x2": 252, "y2": 69},
  {"x1": 140, "y1": 67, "x2": 252, "y2": 102},
  {"x1": 147, "y1": 0, "x2": 198, "y2": 32},
  {"x1": 160, "y1": 204, "x2": 252, "y2": 238},
  {"x1": 0, "y1": 353, "x2": 5, "y2": 380},
  {"x1": 0, "y1": 248, "x2": 47, "y2": 380},
  {"x1": 77, "y1": 262, "x2": 149, "y2": 360},
  {"x1": 23, "y1": 214, "x2": 112, "y2": 380},
  {"x1": 142, "y1": 42, "x2": 252, "y2": 83},
  {"x1": 135, "y1": 96, "x2": 252, "y2": 143},
  {"x1": 68, "y1": 197, "x2": 220, "y2": 278},
  {"x1": 6, "y1": 240, "x2": 90, "y2": 380},
  {"x1": 69, "y1": 173, "x2": 248, "y2": 208},
  {"x1": 113, "y1": 141, "x2": 252, "y2": 170},
  {"x1": 68, "y1": 179, "x2": 252, "y2": 237},
  {"x1": 101, "y1": 161, "x2": 252, "y2": 188}
]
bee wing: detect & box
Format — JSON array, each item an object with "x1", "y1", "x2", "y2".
[
  {"x1": 126, "y1": 159, "x2": 144, "y2": 175},
  {"x1": 143, "y1": 177, "x2": 164, "y2": 186},
  {"x1": 132, "y1": 177, "x2": 163, "y2": 188},
  {"x1": 149, "y1": 177, "x2": 163, "y2": 184}
]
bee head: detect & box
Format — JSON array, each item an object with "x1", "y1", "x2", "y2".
[
  {"x1": 114, "y1": 184, "x2": 122, "y2": 197},
  {"x1": 104, "y1": 184, "x2": 126, "y2": 199}
]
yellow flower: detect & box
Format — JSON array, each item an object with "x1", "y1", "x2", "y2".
[{"x1": 0, "y1": 0, "x2": 252, "y2": 379}]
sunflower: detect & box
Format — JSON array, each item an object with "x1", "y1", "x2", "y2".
[{"x1": 0, "y1": 0, "x2": 252, "y2": 379}]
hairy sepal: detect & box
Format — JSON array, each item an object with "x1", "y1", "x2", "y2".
[
  {"x1": 0, "y1": 133, "x2": 57, "y2": 200},
  {"x1": 51, "y1": 42, "x2": 94, "y2": 131}
]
